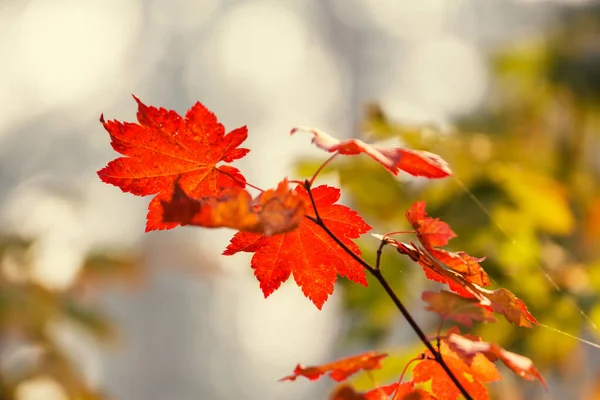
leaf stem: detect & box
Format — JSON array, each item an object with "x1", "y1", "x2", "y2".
[
  {"x1": 303, "y1": 181, "x2": 473, "y2": 400},
  {"x1": 392, "y1": 356, "x2": 424, "y2": 400},
  {"x1": 309, "y1": 153, "x2": 338, "y2": 186},
  {"x1": 218, "y1": 169, "x2": 264, "y2": 192}
]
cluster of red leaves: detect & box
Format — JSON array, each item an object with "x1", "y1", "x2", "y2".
[
  {"x1": 373, "y1": 202, "x2": 538, "y2": 328},
  {"x1": 98, "y1": 97, "x2": 380, "y2": 308},
  {"x1": 224, "y1": 184, "x2": 371, "y2": 309},
  {"x1": 282, "y1": 328, "x2": 545, "y2": 400},
  {"x1": 97, "y1": 97, "x2": 454, "y2": 309},
  {"x1": 98, "y1": 97, "x2": 546, "y2": 400}
]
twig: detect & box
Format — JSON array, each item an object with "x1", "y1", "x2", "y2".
[
  {"x1": 303, "y1": 180, "x2": 473, "y2": 400},
  {"x1": 375, "y1": 239, "x2": 386, "y2": 271}
]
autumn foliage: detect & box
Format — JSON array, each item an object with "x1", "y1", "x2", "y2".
[{"x1": 98, "y1": 97, "x2": 547, "y2": 399}]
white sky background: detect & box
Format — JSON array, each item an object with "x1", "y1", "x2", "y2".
[{"x1": 0, "y1": 0, "x2": 586, "y2": 399}]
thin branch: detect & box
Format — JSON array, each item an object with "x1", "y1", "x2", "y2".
[
  {"x1": 375, "y1": 239, "x2": 387, "y2": 271},
  {"x1": 303, "y1": 181, "x2": 473, "y2": 400},
  {"x1": 436, "y1": 318, "x2": 445, "y2": 354}
]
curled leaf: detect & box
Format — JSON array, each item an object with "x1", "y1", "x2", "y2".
[
  {"x1": 404, "y1": 202, "x2": 491, "y2": 286},
  {"x1": 281, "y1": 351, "x2": 388, "y2": 382},
  {"x1": 478, "y1": 287, "x2": 539, "y2": 329},
  {"x1": 422, "y1": 290, "x2": 497, "y2": 327},
  {"x1": 448, "y1": 333, "x2": 548, "y2": 389},
  {"x1": 161, "y1": 178, "x2": 305, "y2": 236},
  {"x1": 291, "y1": 127, "x2": 451, "y2": 178},
  {"x1": 330, "y1": 383, "x2": 399, "y2": 400}
]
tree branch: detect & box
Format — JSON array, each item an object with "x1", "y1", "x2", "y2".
[{"x1": 303, "y1": 180, "x2": 473, "y2": 400}]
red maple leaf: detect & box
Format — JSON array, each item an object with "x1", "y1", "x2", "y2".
[
  {"x1": 98, "y1": 96, "x2": 249, "y2": 231},
  {"x1": 161, "y1": 178, "x2": 305, "y2": 236},
  {"x1": 281, "y1": 351, "x2": 387, "y2": 382},
  {"x1": 291, "y1": 127, "x2": 451, "y2": 178},
  {"x1": 412, "y1": 337, "x2": 500, "y2": 400},
  {"x1": 224, "y1": 184, "x2": 371, "y2": 309},
  {"x1": 405, "y1": 201, "x2": 456, "y2": 249}
]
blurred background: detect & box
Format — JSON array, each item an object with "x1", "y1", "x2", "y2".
[{"x1": 0, "y1": 0, "x2": 600, "y2": 399}]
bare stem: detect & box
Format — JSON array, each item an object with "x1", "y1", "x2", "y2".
[
  {"x1": 303, "y1": 180, "x2": 473, "y2": 400},
  {"x1": 375, "y1": 239, "x2": 386, "y2": 271},
  {"x1": 218, "y1": 169, "x2": 264, "y2": 192}
]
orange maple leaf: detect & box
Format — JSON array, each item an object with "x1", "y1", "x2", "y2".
[
  {"x1": 161, "y1": 178, "x2": 305, "y2": 236},
  {"x1": 363, "y1": 383, "x2": 401, "y2": 400},
  {"x1": 224, "y1": 184, "x2": 371, "y2": 309},
  {"x1": 394, "y1": 385, "x2": 437, "y2": 400},
  {"x1": 412, "y1": 337, "x2": 500, "y2": 400},
  {"x1": 98, "y1": 96, "x2": 249, "y2": 231},
  {"x1": 448, "y1": 333, "x2": 548, "y2": 389},
  {"x1": 281, "y1": 351, "x2": 387, "y2": 382},
  {"x1": 291, "y1": 127, "x2": 451, "y2": 178}
]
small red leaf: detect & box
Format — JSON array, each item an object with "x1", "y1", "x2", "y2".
[
  {"x1": 225, "y1": 184, "x2": 371, "y2": 309},
  {"x1": 281, "y1": 351, "x2": 388, "y2": 383},
  {"x1": 291, "y1": 127, "x2": 451, "y2": 178},
  {"x1": 98, "y1": 96, "x2": 249, "y2": 231},
  {"x1": 405, "y1": 201, "x2": 456, "y2": 249}
]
